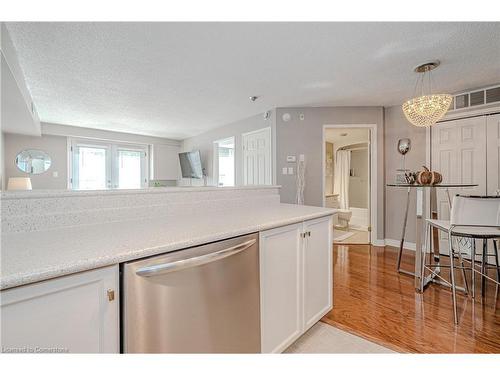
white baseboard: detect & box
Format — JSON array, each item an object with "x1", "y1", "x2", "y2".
[
  {"x1": 384, "y1": 238, "x2": 416, "y2": 251},
  {"x1": 371, "y1": 239, "x2": 386, "y2": 247}
]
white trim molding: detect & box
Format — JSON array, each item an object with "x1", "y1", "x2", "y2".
[{"x1": 384, "y1": 238, "x2": 416, "y2": 251}]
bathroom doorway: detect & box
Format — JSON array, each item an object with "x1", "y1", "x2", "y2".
[{"x1": 322, "y1": 126, "x2": 375, "y2": 245}]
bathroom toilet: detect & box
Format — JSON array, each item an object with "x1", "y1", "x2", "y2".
[{"x1": 336, "y1": 209, "x2": 353, "y2": 229}]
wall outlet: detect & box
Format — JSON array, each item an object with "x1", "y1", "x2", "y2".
[
  {"x1": 286, "y1": 155, "x2": 296, "y2": 162},
  {"x1": 299, "y1": 154, "x2": 305, "y2": 162},
  {"x1": 288, "y1": 167, "x2": 294, "y2": 175},
  {"x1": 52, "y1": 171, "x2": 58, "y2": 178},
  {"x1": 282, "y1": 167, "x2": 288, "y2": 175}
]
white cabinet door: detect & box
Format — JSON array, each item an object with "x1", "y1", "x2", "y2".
[
  {"x1": 152, "y1": 144, "x2": 180, "y2": 180},
  {"x1": 259, "y1": 223, "x2": 302, "y2": 353},
  {"x1": 431, "y1": 116, "x2": 487, "y2": 253},
  {"x1": 303, "y1": 216, "x2": 333, "y2": 330},
  {"x1": 487, "y1": 113, "x2": 500, "y2": 195},
  {"x1": 0, "y1": 265, "x2": 119, "y2": 353}
]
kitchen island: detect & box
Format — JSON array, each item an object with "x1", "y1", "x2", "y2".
[{"x1": 1, "y1": 186, "x2": 335, "y2": 353}]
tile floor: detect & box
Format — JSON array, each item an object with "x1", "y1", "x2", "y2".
[{"x1": 284, "y1": 322, "x2": 395, "y2": 354}]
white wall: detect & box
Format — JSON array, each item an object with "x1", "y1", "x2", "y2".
[
  {"x1": 181, "y1": 111, "x2": 276, "y2": 186},
  {"x1": 1, "y1": 23, "x2": 41, "y2": 137}
]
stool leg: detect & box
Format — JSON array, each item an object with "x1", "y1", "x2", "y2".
[
  {"x1": 494, "y1": 240, "x2": 500, "y2": 284},
  {"x1": 457, "y1": 243, "x2": 469, "y2": 296},
  {"x1": 482, "y1": 239, "x2": 487, "y2": 298},
  {"x1": 449, "y1": 233, "x2": 458, "y2": 324},
  {"x1": 421, "y1": 222, "x2": 430, "y2": 291}
]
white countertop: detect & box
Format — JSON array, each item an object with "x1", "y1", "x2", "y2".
[{"x1": 1, "y1": 204, "x2": 335, "y2": 290}]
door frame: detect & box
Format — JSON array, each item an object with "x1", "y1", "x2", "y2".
[
  {"x1": 322, "y1": 124, "x2": 378, "y2": 244},
  {"x1": 241, "y1": 126, "x2": 272, "y2": 185}
]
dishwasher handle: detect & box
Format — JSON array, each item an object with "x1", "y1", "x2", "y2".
[{"x1": 135, "y1": 238, "x2": 256, "y2": 277}]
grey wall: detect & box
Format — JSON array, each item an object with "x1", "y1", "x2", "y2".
[
  {"x1": 384, "y1": 105, "x2": 426, "y2": 243},
  {"x1": 4, "y1": 133, "x2": 68, "y2": 189},
  {"x1": 181, "y1": 111, "x2": 276, "y2": 186},
  {"x1": 276, "y1": 106, "x2": 385, "y2": 240},
  {"x1": 42, "y1": 122, "x2": 180, "y2": 147},
  {"x1": 1, "y1": 131, "x2": 4, "y2": 190},
  {"x1": 3, "y1": 123, "x2": 181, "y2": 190}
]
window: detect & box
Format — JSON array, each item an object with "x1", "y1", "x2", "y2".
[
  {"x1": 70, "y1": 139, "x2": 148, "y2": 190},
  {"x1": 213, "y1": 137, "x2": 235, "y2": 187}
]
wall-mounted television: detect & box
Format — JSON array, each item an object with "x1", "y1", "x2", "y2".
[{"x1": 179, "y1": 150, "x2": 203, "y2": 179}]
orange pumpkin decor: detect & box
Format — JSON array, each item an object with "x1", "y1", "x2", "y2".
[{"x1": 416, "y1": 166, "x2": 442, "y2": 185}]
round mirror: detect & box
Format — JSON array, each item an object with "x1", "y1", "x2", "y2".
[
  {"x1": 15, "y1": 149, "x2": 52, "y2": 174},
  {"x1": 397, "y1": 138, "x2": 411, "y2": 156}
]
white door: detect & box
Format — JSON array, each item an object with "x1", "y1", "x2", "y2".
[
  {"x1": 0, "y1": 266, "x2": 119, "y2": 353},
  {"x1": 259, "y1": 223, "x2": 302, "y2": 353},
  {"x1": 303, "y1": 216, "x2": 333, "y2": 330},
  {"x1": 431, "y1": 116, "x2": 487, "y2": 252},
  {"x1": 486, "y1": 113, "x2": 500, "y2": 195},
  {"x1": 71, "y1": 139, "x2": 148, "y2": 190},
  {"x1": 242, "y1": 127, "x2": 272, "y2": 185},
  {"x1": 72, "y1": 142, "x2": 112, "y2": 190}
]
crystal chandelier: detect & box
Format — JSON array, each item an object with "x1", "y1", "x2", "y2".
[{"x1": 402, "y1": 61, "x2": 452, "y2": 127}]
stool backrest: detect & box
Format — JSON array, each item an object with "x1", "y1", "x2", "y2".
[{"x1": 450, "y1": 195, "x2": 500, "y2": 226}]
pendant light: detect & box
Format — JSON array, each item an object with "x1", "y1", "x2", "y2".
[{"x1": 402, "y1": 61, "x2": 452, "y2": 127}]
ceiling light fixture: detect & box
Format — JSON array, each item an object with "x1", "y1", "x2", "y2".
[{"x1": 402, "y1": 61, "x2": 452, "y2": 127}]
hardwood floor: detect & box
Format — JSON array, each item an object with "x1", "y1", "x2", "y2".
[{"x1": 321, "y1": 244, "x2": 500, "y2": 353}]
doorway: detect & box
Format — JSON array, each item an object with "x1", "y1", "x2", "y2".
[
  {"x1": 322, "y1": 126, "x2": 375, "y2": 245},
  {"x1": 213, "y1": 137, "x2": 235, "y2": 187}
]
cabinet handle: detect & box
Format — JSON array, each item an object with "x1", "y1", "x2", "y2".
[
  {"x1": 107, "y1": 289, "x2": 115, "y2": 302},
  {"x1": 308, "y1": 231, "x2": 311, "y2": 237}
]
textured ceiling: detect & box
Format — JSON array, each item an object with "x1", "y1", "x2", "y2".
[{"x1": 6, "y1": 22, "x2": 500, "y2": 139}]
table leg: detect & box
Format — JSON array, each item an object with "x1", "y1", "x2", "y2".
[
  {"x1": 415, "y1": 187, "x2": 424, "y2": 291},
  {"x1": 396, "y1": 187, "x2": 411, "y2": 274}
]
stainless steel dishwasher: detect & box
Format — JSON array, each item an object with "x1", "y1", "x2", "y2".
[{"x1": 122, "y1": 233, "x2": 260, "y2": 353}]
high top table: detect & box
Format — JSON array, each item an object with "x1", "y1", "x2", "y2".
[{"x1": 386, "y1": 183, "x2": 478, "y2": 292}]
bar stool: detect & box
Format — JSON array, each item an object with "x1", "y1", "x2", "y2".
[{"x1": 421, "y1": 195, "x2": 500, "y2": 324}]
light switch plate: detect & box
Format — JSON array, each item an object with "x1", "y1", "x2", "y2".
[
  {"x1": 288, "y1": 167, "x2": 294, "y2": 175},
  {"x1": 52, "y1": 171, "x2": 58, "y2": 178},
  {"x1": 282, "y1": 167, "x2": 288, "y2": 175}
]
